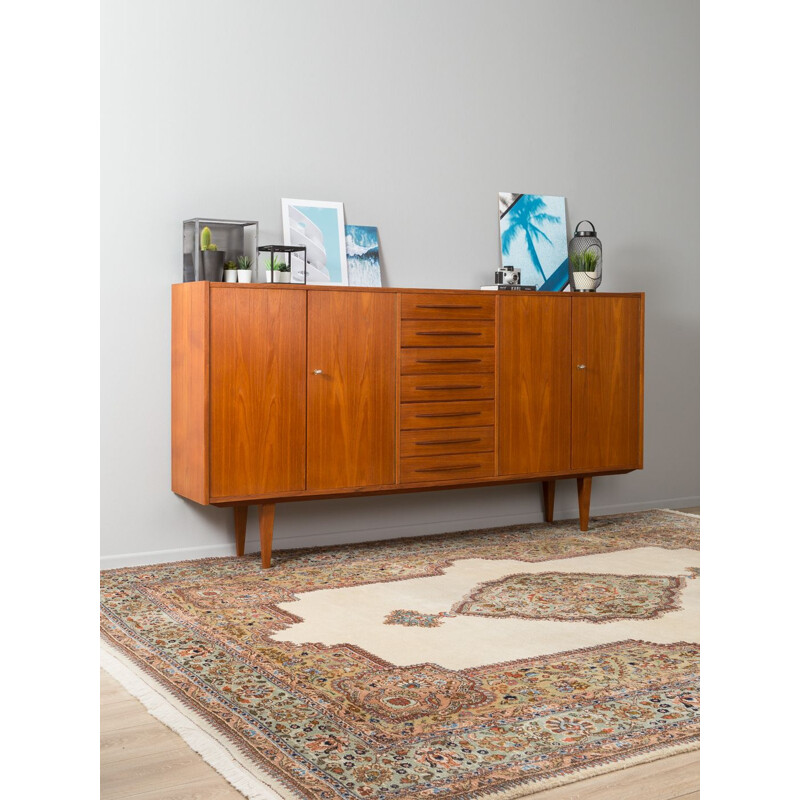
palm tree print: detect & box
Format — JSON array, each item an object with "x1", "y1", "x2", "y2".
[{"x1": 501, "y1": 195, "x2": 562, "y2": 285}]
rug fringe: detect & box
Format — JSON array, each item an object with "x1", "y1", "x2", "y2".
[
  {"x1": 657, "y1": 508, "x2": 700, "y2": 519},
  {"x1": 101, "y1": 643, "x2": 297, "y2": 800}
]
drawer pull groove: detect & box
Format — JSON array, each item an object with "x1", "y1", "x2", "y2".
[
  {"x1": 415, "y1": 464, "x2": 481, "y2": 473},
  {"x1": 417, "y1": 384, "x2": 481, "y2": 391},
  {"x1": 416, "y1": 438, "x2": 481, "y2": 446},
  {"x1": 416, "y1": 358, "x2": 482, "y2": 364},
  {"x1": 415, "y1": 331, "x2": 481, "y2": 337},
  {"x1": 415, "y1": 411, "x2": 481, "y2": 418},
  {"x1": 415, "y1": 304, "x2": 482, "y2": 310}
]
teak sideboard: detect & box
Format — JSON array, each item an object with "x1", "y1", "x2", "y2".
[{"x1": 172, "y1": 283, "x2": 644, "y2": 567}]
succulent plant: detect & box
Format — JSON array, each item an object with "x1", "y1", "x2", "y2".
[
  {"x1": 224, "y1": 260, "x2": 237, "y2": 270},
  {"x1": 237, "y1": 255, "x2": 252, "y2": 270},
  {"x1": 200, "y1": 226, "x2": 212, "y2": 251},
  {"x1": 266, "y1": 258, "x2": 290, "y2": 272}
]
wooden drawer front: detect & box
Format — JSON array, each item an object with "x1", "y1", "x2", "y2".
[
  {"x1": 400, "y1": 426, "x2": 494, "y2": 458},
  {"x1": 400, "y1": 452, "x2": 495, "y2": 483},
  {"x1": 401, "y1": 373, "x2": 494, "y2": 402},
  {"x1": 400, "y1": 399, "x2": 495, "y2": 430},
  {"x1": 401, "y1": 319, "x2": 495, "y2": 348},
  {"x1": 401, "y1": 293, "x2": 495, "y2": 320},
  {"x1": 401, "y1": 347, "x2": 495, "y2": 375}
]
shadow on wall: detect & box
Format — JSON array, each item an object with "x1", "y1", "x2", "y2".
[
  {"x1": 615, "y1": 242, "x2": 699, "y2": 495},
  {"x1": 176, "y1": 497, "x2": 228, "y2": 544},
  {"x1": 213, "y1": 483, "x2": 559, "y2": 558}
]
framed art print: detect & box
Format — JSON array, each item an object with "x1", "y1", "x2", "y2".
[
  {"x1": 345, "y1": 225, "x2": 382, "y2": 287},
  {"x1": 498, "y1": 193, "x2": 569, "y2": 291},
  {"x1": 281, "y1": 199, "x2": 348, "y2": 285}
]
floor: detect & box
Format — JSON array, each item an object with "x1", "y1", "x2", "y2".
[{"x1": 101, "y1": 506, "x2": 700, "y2": 800}]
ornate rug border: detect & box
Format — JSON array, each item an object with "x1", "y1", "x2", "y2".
[
  {"x1": 102, "y1": 630, "x2": 699, "y2": 800},
  {"x1": 101, "y1": 640, "x2": 299, "y2": 800}
]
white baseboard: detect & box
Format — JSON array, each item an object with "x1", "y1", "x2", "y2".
[{"x1": 100, "y1": 496, "x2": 699, "y2": 570}]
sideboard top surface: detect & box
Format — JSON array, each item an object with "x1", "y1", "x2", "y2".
[{"x1": 173, "y1": 282, "x2": 643, "y2": 299}]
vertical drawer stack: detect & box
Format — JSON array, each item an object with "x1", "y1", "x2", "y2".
[{"x1": 399, "y1": 293, "x2": 496, "y2": 483}]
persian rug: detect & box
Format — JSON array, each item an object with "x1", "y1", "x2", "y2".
[{"x1": 100, "y1": 509, "x2": 699, "y2": 800}]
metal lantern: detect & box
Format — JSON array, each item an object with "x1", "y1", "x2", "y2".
[
  {"x1": 568, "y1": 220, "x2": 602, "y2": 292},
  {"x1": 258, "y1": 244, "x2": 308, "y2": 284}
]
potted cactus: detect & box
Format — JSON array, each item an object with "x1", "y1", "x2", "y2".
[
  {"x1": 223, "y1": 260, "x2": 238, "y2": 283},
  {"x1": 237, "y1": 255, "x2": 253, "y2": 283},
  {"x1": 268, "y1": 259, "x2": 292, "y2": 283},
  {"x1": 200, "y1": 226, "x2": 226, "y2": 282}
]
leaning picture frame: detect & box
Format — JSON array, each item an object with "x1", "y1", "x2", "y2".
[
  {"x1": 498, "y1": 193, "x2": 569, "y2": 291},
  {"x1": 281, "y1": 199, "x2": 349, "y2": 286},
  {"x1": 345, "y1": 225, "x2": 382, "y2": 287}
]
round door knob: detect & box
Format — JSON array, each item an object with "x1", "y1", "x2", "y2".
[
  {"x1": 577, "y1": 364, "x2": 587, "y2": 369},
  {"x1": 313, "y1": 369, "x2": 323, "y2": 375}
]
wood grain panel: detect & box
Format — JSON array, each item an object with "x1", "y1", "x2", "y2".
[
  {"x1": 101, "y1": 747, "x2": 232, "y2": 800},
  {"x1": 401, "y1": 347, "x2": 495, "y2": 374},
  {"x1": 401, "y1": 292, "x2": 495, "y2": 319},
  {"x1": 400, "y1": 399, "x2": 494, "y2": 430},
  {"x1": 497, "y1": 295, "x2": 572, "y2": 475},
  {"x1": 400, "y1": 373, "x2": 494, "y2": 402},
  {"x1": 572, "y1": 295, "x2": 643, "y2": 471},
  {"x1": 209, "y1": 287, "x2": 306, "y2": 499},
  {"x1": 307, "y1": 291, "x2": 396, "y2": 490},
  {"x1": 400, "y1": 426, "x2": 494, "y2": 458},
  {"x1": 401, "y1": 319, "x2": 495, "y2": 348},
  {"x1": 171, "y1": 282, "x2": 209, "y2": 504},
  {"x1": 400, "y1": 451, "x2": 495, "y2": 483}
]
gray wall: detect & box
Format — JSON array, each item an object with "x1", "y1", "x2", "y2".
[{"x1": 101, "y1": 0, "x2": 698, "y2": 566}]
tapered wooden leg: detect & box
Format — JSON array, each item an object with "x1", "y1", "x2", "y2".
[
  {"x1": 259, "y1": 503, "x2": 276, "y2": 569},
  {"x1": 542, "y1": 481, "x2": 556, "y2": 523},
  {"x1": 233, "y1": 506, "x2": 248, "y2": 557},
  {"x1": 577, "y1": 477, "x2": 592, "y2": 531}
]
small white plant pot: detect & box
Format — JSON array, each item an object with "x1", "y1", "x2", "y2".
[
  {"x1": 223, "y1": 269, "x2": 238, "y2": 283},
  {"x1": 237, "y1": 270, "x2": 252, "y2": 284},
  {"x1": 273, "y1": 272, "x2": 291, "y2": 283},
  {"x1": 572, "y1": 271, "x2": 597, "y2": 291}
]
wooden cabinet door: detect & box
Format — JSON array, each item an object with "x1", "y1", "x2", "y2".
[
  {"x1": 209, "y1": 288, "x2": 306, "y2": 499},
  {"x1": 497, "y1": 295, "x2": 572, "y2": 475},
  {"x1": 307, "y1": 291, "x2": 396, "y2": 490},
  {"x1": 572, "y1": 295, "x2": 643, "y2": 471}
]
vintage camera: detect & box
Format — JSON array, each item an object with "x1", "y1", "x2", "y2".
[{"x1": 495, "y1": 266, "x2": 521, "y2": 285}]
